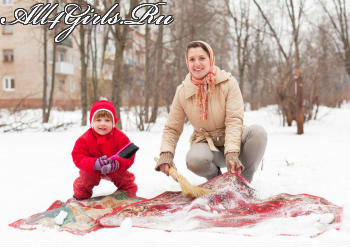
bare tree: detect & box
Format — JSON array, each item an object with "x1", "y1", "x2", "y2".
[
  {"x1": 107, "y1": 0, "x2": 140, "y2": 130},
  {"x1": 319, "y1": 0, "x2": 350, "y2": 79},
  {"x1": 287, "y1": 0, "x2": 305, "y2": 134},
  {"x1": 44, "y1": 32, "x2": 58, "y2": 123},
  {"x1": 42, "y1": 17, "x2": 49, "y2": 122},
  {"x1": 143, "y1": 22, "x2": 151, "y2": 125},
  {"x1": 42, "y1": 0, "x2": 58, "y2": 123},
  {"x1": 162, "y1": 0, "x2": 187, "y2": 111},
  {"x1": 246, "y1": 22, "x2": 269, "y2": 110},
  {"x1": 79, "y1": 8, "x2": 88, "y2": 126},
  {"x1": 149, "y1": 18, "x2": 164, "y2": 123},
  {"x1": 225, "y1": 0, "x2": 252, "y2": 96},
  {"x1": 253, "y1": 0, "x2": 305, "y2": 134},
  {"x1": 87, "y1": 24, "x2": 99, "y2": 104}
]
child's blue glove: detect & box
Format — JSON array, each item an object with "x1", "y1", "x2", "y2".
[
  {"x1": 100, "y1": 159, "x2": 119, "y2": 174},
  {"x1": 94, "y1": 155, "x2": 108, "y2": 171}
]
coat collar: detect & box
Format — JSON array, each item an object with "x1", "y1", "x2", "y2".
[{"x1": 183, "y1": 66, "x2": 231, "y2": 99}]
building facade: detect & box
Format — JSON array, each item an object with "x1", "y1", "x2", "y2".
[
  {"x1": 0, "y1": 0, "x2": 153, "y2": 110},
  {"x1": 0, "y1": 0, "x2": 81, "y2": 110}
]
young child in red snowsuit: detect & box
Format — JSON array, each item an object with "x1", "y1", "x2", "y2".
[{"x1": 72, "y1": 100, "x2": 137, "y2": 200}]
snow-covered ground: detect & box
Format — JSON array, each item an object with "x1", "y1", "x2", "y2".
[{"x1": 0, "y1": 104, "x2": 349, "y2": 246}]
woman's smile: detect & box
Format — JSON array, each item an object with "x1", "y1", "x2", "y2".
[{"x1": 187, "y1": 47, "x2": 210, "y2": 80}]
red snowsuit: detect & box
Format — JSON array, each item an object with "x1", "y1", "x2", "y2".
[
  {"x1": 72, "y1": 128, "x2": 137, "y2": 199},
  {"x1": 72, "y1": 100, "x2": 137, "y2": 200}
]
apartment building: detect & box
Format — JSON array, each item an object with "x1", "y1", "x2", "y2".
[
  {"x1": 0, "y1": 0, "x2": 153, "y2": 110},
  {"x1": 0, "y1": 0, "x2": 81, "y2": 110}
]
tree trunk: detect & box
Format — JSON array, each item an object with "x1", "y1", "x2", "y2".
[
  {"x1": 42, "y1": 0, "x2": 58, "y2": 123},
  {"x1": 92, "y1": 27, "x2": 98, "y2": 103},
  {"x1": 295, "y1": 70, "x2": 304, "y2": 134},
  {"x1": 42, "y1": 24, "x2": 48, "y2": 123},
  {"x1": 143, "y1": 23, "x2": 151, "y2": 124},
  {"x1": 345, "y1": 48, "x2": 350, "y2": 79},
  {"x1": 109, "y1": 0, "x2": 139, "y2": 130},
  {"x1": 112, "y1": 40, "x2": 124, "y2": 130},
  {"x1": 87, "y1": 26, "x2": 98, "y2": 104},
  {"x1": 150, "y1": 22, "x2": 164, "y2": 123},
  {"x1": 45, "y1": 34, "x2": 57, "y2": 123},
  {"x1": 80, "y1": 24, "x2": 88, "y2": 126},
  {"x1": 289, "y1": 0, "x2": 304, "y2": 134}
]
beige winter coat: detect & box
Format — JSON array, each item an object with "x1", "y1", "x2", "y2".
[{"x1": 159, "y1": 66, "x2": 244, "y2": 158}]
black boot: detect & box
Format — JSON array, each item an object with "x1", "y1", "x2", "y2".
[
  {"x1": 217, "y1": 167, "x2": 222, "y2": 176},
  {"x1": 73, "y1": 195, "x2": 82, "y2": 201}
]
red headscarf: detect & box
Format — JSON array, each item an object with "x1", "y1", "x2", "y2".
[{"x1": 185, "y1": 41, "x2": 216, "y2": 120}]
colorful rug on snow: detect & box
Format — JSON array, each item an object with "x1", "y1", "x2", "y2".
[
  {"x1": 99, "y1": 172, "x2": 343, "y2": 237},
  {"x1": 9, "y1": 191, "x2": 142, "y2": 235},
  {"x1": 9, "y1": 173, "x2": 343, "y2": 236}
]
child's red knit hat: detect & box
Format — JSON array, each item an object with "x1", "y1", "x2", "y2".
[{"x1": 89, "y1": 100, "x2": 119, "y2": 127}]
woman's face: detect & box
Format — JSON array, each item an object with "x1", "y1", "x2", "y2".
[{"x1": 187, "y1": 47, "x2": 210, "y2": 80}]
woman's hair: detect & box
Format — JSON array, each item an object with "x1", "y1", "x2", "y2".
[
  {"x1": 93, "y1": 110, "x2": 113, "y2": 121},
  {"x1": 186, "y1": 41, "x2": 210, "y2": 57}
]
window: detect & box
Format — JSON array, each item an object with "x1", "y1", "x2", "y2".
[
  {"x1": 2, "y1": 77, "x2": 15, "y2": 91},
  {"x1": 3, "y1": 49, "x2": 14, "y2": 62},
  {"x1": 2, "y1": 24, "x2": 13, "y2": 34},
  {"x1": 2, "y1": 0, "x2": 13, "y2": 5},
  {"x1": 58, "y1": 52, "x2": 65, "y2": 62},
  {"x1": 59, "y1": 79, "x2": 65, "y2": 91},
  {"x1": 69, "y1": 78, "x2": 75, "y2": 93}
]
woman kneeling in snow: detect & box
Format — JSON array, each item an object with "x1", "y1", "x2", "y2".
[{"x1": 156, "y1": 41, "x2": 267, "y2": 183}]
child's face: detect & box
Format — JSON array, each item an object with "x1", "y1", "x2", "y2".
[{"x1": 93, "y1": 116, "x2": 113, "y2": 135}]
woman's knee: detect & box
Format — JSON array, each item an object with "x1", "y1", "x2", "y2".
[
  {"x1": 245, "y1": 124, "x2": 267, "y2": 145},
  {"x1": 186, "y1": 143, "x2": 213, "y2": 172}
]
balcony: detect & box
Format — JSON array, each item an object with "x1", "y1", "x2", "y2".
[
  {"x1": 58, "y1": 37, "x2": 73, "y2": 48},
  {"x1": 103, "y1": 71, "x2": 113, "y2": 80},
  {"x1": 87, "y1": 68, "x2": 112, "y2": 80},
  {"x1": 55, "y1": 62, "x2": 74, "y2": 75}
]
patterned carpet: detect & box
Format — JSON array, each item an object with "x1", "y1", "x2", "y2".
[{"x1": 10, "y1": 172, "x2": 342, "y2": 236}]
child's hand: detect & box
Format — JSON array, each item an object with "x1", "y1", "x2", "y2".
[
  {"x1": 94, "y1": 155, "x2": 108, "y2": 171},
  {"x1": 100, "y1": 160, "x2": 119, "y2": 174}
]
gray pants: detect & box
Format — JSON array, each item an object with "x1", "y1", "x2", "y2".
[{"x1": 186, "y1": 125, "x2": 267, "y2": 182}]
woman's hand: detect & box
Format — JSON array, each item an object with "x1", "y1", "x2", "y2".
[
  {"x1": 225, "y1": 152, "x2": 243, "y2": 174},
  {"x1": 159, "y1": 162, "x2": 177, "y2": 176}
]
